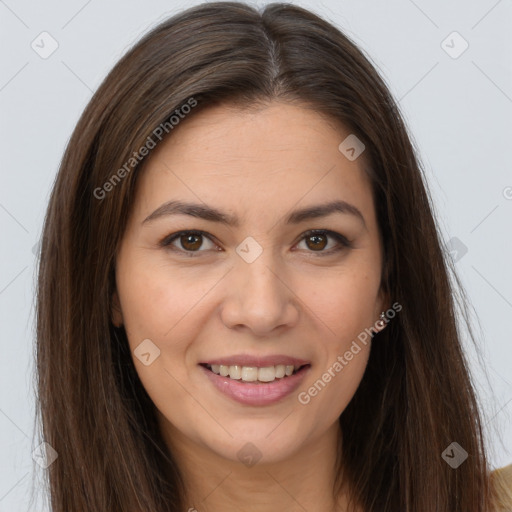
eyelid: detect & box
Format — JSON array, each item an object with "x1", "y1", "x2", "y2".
[
  {"x1": 296, "y1": 229, "x2": 352, "y2": 252},
  {"x1": 159, "y1": 229, "x2": 352, "y2": 256},
  {"x1": 159, "y1": 229, "x2": 219, "y2": 252}
]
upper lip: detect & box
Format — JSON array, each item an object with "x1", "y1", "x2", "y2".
[{"x1": 200, "y1": 355, "x2": 310, "y2": 368}]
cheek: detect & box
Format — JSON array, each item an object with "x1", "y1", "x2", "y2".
[
  {"x1": 299, "y1": 319, "x2": 371, "y2": 424},
  {"x1": 301, "y1": 267, "x2": 380, "y2": 343},
  {"x1": 117, "y1": 257, "x2": 211, "y2": 342},
  {"x1": 325, "y1": 346, "x2": 370, "y2": 419},
  {"x1": 115, "y1": 263, "x2": 203, "y2": 424},
  {"x1": 294, "y1": 267, "x2": 377, "y2": 415}
]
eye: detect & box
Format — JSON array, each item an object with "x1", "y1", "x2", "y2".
[
  {"x1": 160, "y1": 229, "x2": 351, "y2": 257},
  {"x1": 294, "y1": 229, "x2": 352, "y2": 255},
  {"x1": 160, "y1": 230, "x2": 219, "y2": 255}
]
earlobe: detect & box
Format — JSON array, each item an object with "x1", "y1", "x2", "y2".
[
  {"x1": 375, "y1": 311, "x2": 387, "y2": 332},
  {"x1": 111, "y1": 290, "x2": 124, "y2": 327},
  {"x1": 375, "y1": 289, "x2": 391, "y2": 333}
]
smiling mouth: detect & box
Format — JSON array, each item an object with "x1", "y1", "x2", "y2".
[{"x1": 200, "y1": 363, "x2": 310, "y2": 384}]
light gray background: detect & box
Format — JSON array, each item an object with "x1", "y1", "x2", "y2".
[{"x1": 1, "y1": 0, "x2": 511, "y2": 510}]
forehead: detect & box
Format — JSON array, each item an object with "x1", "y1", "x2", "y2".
[
  {"x1": 133, "y1": 101, "x2": 375, "y2": 227},
  {"x1": 147, "y1": 101, "x2": 363, "y2": 166}
]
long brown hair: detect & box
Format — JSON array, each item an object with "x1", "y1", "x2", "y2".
[{"x1": 35, "y1": 2, "x2": 497, "y2": 510}]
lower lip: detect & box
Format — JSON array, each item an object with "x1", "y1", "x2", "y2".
[{"x1": 199, "y1": 365, "x2": 310, "y2": 406}]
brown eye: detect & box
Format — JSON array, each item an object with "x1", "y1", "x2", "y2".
[
  {"x1": 161, "y1": 230, "x2": 217, "y2": 254},
  {"x1": 304, "y1": 233, "x2": 328, "y2": 251},
  {"x1": 295, "y1": 229, "x2": 351, "y2": 255},
  {"x1": 161, "y1": 229, "x2": 351, "y2": 257},
  {"x1": 180, "y1": 233, "x2": 203, "y2": 251}
]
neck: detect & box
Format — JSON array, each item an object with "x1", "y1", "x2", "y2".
[{"x1": 160, "y1": 420, "x2": 358, "y2": 512}]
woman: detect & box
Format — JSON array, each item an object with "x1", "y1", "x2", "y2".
[{"x1": 35, "y1": 2, "x2": 512, "y2": 511}]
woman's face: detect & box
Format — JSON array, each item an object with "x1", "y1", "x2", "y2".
[{"x1": 113, "y1": 101, "x2": 387, "y2": 465}]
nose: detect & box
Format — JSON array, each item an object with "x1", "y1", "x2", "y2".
[{"x1": 220, "y1": 253, "x2": 300, "y2": 337}]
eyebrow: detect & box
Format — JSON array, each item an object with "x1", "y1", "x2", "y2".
[{"x1": 142, "y1": 199, "x2": 367, "y2": 229}]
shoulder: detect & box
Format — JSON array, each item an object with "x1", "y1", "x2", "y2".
[{"x1": 490, "y1": 463, "x2": 512, "y2": 511}]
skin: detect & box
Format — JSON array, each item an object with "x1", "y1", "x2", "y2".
[{"x1": 112, "y1": 101, "x2": 389, "y2": 512}]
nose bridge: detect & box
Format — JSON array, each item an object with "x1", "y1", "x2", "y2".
[
  {"x1": 221, "y1": 238, "x2": 298, "y2": 334},
  {"x1": 240, "y1": 248, "x2": 282, "y2": 297}
]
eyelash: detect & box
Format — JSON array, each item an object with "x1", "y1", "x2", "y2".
[{"x1": 159, "y1": 229, "x2": 352, "y2": 257}]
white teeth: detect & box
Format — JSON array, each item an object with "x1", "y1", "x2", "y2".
[
  {"x1": 241, "y1": 367, "x2": 258, "y2": 381},
  {"x1": 207, "y1": 363, "x2": 304, "y2": 382},
  {"x1": 258, "y1": 366, "x2": 276, "y2": 382},
  {"x1": 228, "y1": 365, "x2": 241, "y2": 379}
]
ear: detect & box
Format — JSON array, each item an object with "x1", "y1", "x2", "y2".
[
  {"x1": 377, "y1": 286, "x2": 391, "y2": 318},
  {"x1": 111, "y1": 289, "x2": 124, "y2": 327},
  {"x1": 376, "y1": 255, "x2": 392, "y2": 323},
  {"x1": 374, "y1": 287, "x2": 391, "y2": 333}
]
